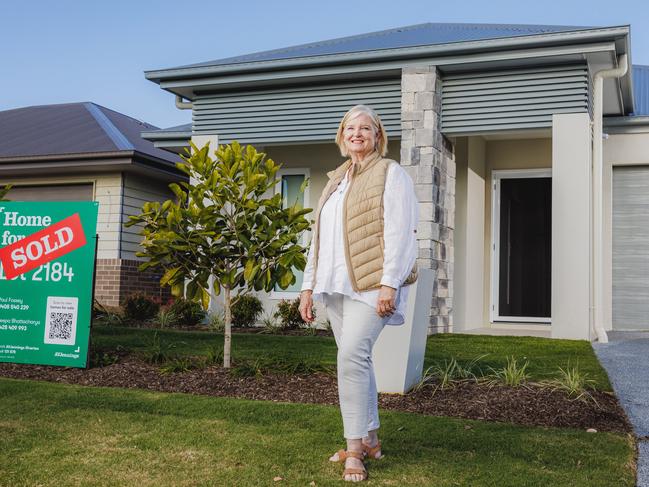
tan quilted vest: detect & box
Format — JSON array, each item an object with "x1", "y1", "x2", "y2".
[{"x1": 310, "y1": 151, "x2": 418, "y2": 292}]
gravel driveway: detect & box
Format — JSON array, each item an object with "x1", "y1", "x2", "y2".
[{"x1": 594, "y1": 331, "x2": 649, "y2": 487}]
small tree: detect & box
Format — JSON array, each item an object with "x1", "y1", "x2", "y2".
[{"x1": 126, "y1": 141, "x2": 311, "y2": 367}]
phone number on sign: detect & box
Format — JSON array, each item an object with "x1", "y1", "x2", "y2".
[{"x1": 0, "y1": 261, "x2": 75, "y2": 282}]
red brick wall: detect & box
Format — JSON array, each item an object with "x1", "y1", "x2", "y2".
[{"x1": 95, "y1": 259, "x2": 170, "y2": 308}]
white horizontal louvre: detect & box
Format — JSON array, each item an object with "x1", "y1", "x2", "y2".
[
  {"x1": 192, "y1": 79, "x2": 401, "y2": 144},
  {"x1": 441, "y1": 65, "x2": 589, "y2": 135}
]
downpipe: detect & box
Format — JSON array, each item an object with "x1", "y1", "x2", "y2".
[
  {"x1": 175, "y1": 95, "x2": 192, "y2": 110},
  {"x1": 591, "y1": 54, "x2": 628, "y2": 343}
]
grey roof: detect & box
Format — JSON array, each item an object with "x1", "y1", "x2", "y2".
[
  {"x1": 176, "y1": 22, "x2": 593, "y2": 70},
  {"x1": 0, "y1": 102, "x2": 179, "y2": 163},
  {"x1": 152, "y1": 122, "x2": 192, "y2": 133},
  {"x1": 632, "y1": 65, "x2": 649, "y2": 116}
]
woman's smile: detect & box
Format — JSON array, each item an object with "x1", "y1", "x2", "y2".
[{"x1": 343, "y1": 113, "x2": 378, "y2": 161}]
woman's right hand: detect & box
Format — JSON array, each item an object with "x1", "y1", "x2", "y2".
[{"x1": 299, "y1": 290, "x2": 315, "y2": 323}]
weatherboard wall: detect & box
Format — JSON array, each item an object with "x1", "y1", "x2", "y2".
[
  {"x1": 192, "y1": 79, "x2": 402, "y2": 145},
  {"x1": 441, "y1": 65, "x2": 590, "y2": 135},
  {"x1": 120, "y1": 173, "x2": 174, "y2": 261}
]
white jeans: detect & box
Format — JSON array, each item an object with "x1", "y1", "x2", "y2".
[{"x1": 322, "y1": 292, "x2": 390, "y2": 439}]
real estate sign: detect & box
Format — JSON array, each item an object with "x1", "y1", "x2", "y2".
[{"x1": 0, "y1": 202, "x2": 98, "y2": 368}]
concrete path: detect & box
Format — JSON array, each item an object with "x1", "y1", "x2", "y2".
[{"x1": 593, "y1": 331, "x2": 649, "y2": 487}]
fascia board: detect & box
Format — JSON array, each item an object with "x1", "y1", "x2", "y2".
[
  {"x1": 158, "y1": 42, "x2": 617, "y2": 94},
  {"x1": 0, "y1": 158, "x2": 133, "y2": 176},
  {"x1": 141, "y1": 130, "x2": 193, "y2": 140},
  {"x1": 145, "y1": 26, "x2": 629, "y2": 84},
  {"x1": 0, "y1": 151, "x2": 182, "y2": 179},
  {"x1": 0, "y1": 151, "x2": 133, "y2": 164},
  {"x1": 604, "y1": 116, "x2": 649, "y2": 126}
]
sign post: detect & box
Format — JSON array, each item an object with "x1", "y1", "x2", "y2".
[{"x1": 0, "y1": 202, "x2": 98, "y2": 368}]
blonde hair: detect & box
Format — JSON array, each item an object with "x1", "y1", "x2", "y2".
[{"x1": 335, "y1": 105, "x2": 388, "y2": 157}]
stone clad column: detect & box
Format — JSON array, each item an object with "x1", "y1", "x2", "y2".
[
  {"x1": 373, "y1": 66, "x2": 456, "y2": 393},
  {"x1": 400, "y1": 66, "x2": 456, "y2": 334}
]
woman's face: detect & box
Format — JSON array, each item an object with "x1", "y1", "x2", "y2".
[{"x1": 343, "y1": 113, "x2": 379, "y2": 159}]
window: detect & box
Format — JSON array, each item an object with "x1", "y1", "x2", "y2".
[{"x1": 272, "y1": 168, "x2": 310, "y2": 297}]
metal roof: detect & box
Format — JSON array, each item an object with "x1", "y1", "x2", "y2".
[
  {"x1": 632, "y1": 65, "x2": 649, "y2": 116},
  {"x1": 0, "y1": 102, "x2": 179, "y2": 163},
  {"x1": 174, "y1": 22, "x2": 593, "y2": 70}
]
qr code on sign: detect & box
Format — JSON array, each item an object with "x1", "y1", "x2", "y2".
[
  {"x1": 47, "y1": 312, "x2": 74, "y2": 340},
  {"x1": 44, "y1": 296, "x2": 78, "y2": 346}
]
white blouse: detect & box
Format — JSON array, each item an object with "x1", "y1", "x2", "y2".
[{"x1": 301, "y1": 163, "x2": 418, "y2": 325}]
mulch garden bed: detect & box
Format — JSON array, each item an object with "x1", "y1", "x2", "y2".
[{"x1": 0, "y1": 353, "x2": 631, "y2": 435}]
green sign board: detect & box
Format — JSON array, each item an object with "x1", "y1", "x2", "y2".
[{"x1": 0, "y1": 202, "x2": 98, "y2": 368}]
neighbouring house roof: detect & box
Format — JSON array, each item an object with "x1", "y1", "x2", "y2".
[
  {"x1": 0, "y1": 102, "x2": 178, "y2": 161},
  {"x1": 173, "y1": 22, "x2": 591, "y2": 70},
  {"x1": 0, "y1": 102, "x2": 183, "y2": 179}
]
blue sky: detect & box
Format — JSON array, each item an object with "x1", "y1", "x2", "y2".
[{"x1": 2, "y1": 0, "x2": 648, "y2": 128}]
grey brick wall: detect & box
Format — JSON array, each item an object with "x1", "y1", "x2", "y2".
[{"x1": 400, "y1": 66, "x2": 456, "y2": 333}]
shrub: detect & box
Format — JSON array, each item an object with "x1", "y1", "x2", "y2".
[
  {"x1": 230, "y1": 355, "x2": 333, "y2": 378},
  {"x1": 169, "y1": 298, "x2": 206, "y2": 326},
  {"x1": 542, "y1": 364, "x2": 597, "y2": 403},
  {"x1": 123, "y1": 293, "x2": 160, "y2": 321},
  {"x1": 259, "y1": 308, "x2": 282, "y2": 334},
  {"x1": 484, "y1": 356, "x2": 530, "y2": 388},
  {"x1": 230, "y1": 358, "x2": 265, "y2": 378},
  {"x1": 205, "y1": 343, "x2": 224, "y2": 365},
  {"x1": 139, "y1": 331, "x2": 182, "y2": 364},
  {"x1": 95, "y1": 310, "x2": 126, "y2": 327},
  {"x1": 208, "y1": 310, "x2": 225, "y2": 332},
  {"x1": 231, "y1": 294, "x2": 264, "y2": 328},
  {"x1": 89, "y1": 350, "x2": 120, "y2": 368},
  {"x1": 276, "y1": 297, "x2": 314, "y2": 330},
  {"x1": 156, "y1": 307, "x2": 178, "y2": 328},
  {"x1": 415, "y1": 355, "x2": 486, "y2": 392},
  {"x1": 159, "y1": 357, "x2": 197, "y2": 374}
]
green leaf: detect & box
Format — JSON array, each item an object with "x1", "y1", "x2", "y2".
[
  {"x1": 279, "y1": 270, "x2": 293, "y2": 289},
  {"x1": 299, "y1": 177, "x2": 310, "y2": 194},
  {"x1": 212, "y1": 279, "x2": 221, "y2": 296},
  {"x1": 160, "y1": 267, "x2": 180, "y2": 286},
  {"x1": 201, "y1": 288, "x2": 210, "y2": 311},
  {"x1": 171, "y1": 282, "x2": 184, "y2": 297},
  {"x1": 244, "y1": 259, "x2": 255, "y2": 281}
]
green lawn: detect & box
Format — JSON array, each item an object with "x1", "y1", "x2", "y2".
[
  {"x1": 91, "y1": 326, "x2": 612, "y2": 390},
  {"x1": 0, "y1": 378, "x2": 634, "y2": 487}
]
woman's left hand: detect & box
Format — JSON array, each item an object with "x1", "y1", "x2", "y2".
[{"x1": 377, "y1": 285, "x2": 397, "y2": 318}]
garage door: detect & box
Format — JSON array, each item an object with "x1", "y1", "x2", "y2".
[
  {"x1": 5, "y1": 184, "x2": 93, "y2": 202},
  {"x1": 613, "y1": 166, "x2": 649, "y2": 330}
]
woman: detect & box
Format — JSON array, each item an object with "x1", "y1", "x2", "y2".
[{"x1": 299, "y1": 105, "x2": 418, "y2": 482}]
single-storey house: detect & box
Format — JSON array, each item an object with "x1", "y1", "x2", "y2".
[
  {"x1": 0, "y1": 102, "x2": 184, "y2": 306},
  {"x1": 143, "y1": 22, "x2": 649, "y2": 341}
]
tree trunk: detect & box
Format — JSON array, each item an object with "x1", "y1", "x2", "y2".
[{"x1": 223, "y1": 285, "x2": 232, "y2": 368}]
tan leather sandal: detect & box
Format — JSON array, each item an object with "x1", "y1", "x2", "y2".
[
  {"x1": 342, "y1": 450, "x2": 367, "y2": 482},
  {"x1": 363, "y1": 440, "x2": 382, "y2": 460},
  {"x1": 331, "y1": 441, "x2": 382, "y2": 462}
]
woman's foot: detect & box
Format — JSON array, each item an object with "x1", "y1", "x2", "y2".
[
  {"x1": 362, "y1": 439, "x2": 382, "y2": 460},
  {"x1": 342, "y1": 450, "x2": 367, "y2": 482},
  {"x1": 329, "y1": 439, "x2": 382, "y2": 462}
]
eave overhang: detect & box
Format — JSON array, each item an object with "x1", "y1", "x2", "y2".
[
  {"x1": 141, "y1": 129, "x2": 191, "y2": 155},
  {"x1": 0, "y1": 151, "x2": 186, "y2": 182},
  {"x1": 604, "y1": 116, "x2": 649, "y2": 133}
]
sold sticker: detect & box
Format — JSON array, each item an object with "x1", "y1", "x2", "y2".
[{"x1": 0, "y1": 213, "x2": 86, "y2": 280}]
